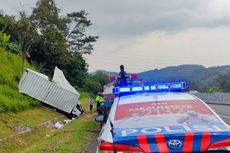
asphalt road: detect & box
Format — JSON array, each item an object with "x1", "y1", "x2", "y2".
[{"x1": 208, "y1": 103, "x2": 230, "y2": 125}]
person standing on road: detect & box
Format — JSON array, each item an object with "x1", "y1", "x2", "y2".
[
  {"x1": 89, "y1": 97, "x2": 94, "y2": 111},
  {"x1": 96, "y1": 92, "x2": 100, "y2": 111},
  {"x1": 95, "y1": 92, "x2": 104, "y2": 111},
  {"x1": 95, "y1": 92, "x2": 105, "y2": 114}
]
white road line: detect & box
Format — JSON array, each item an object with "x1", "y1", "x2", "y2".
[{"x1": 219, "y1": 114, "x2": 230, "y2": 119}]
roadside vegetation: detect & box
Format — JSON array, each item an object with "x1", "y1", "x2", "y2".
[
  {"x1": 0, "y1": 48, "x2": 39, "y2": 112},
  {"x1": 0, "y1": 97, "x2": 99, "y2": 153},
  {"x1": 0, "y1": 47, "x2": 100, "y2": 152},
  {"x1": 0, "y1": 0, "x2": 109, "y2": 112},
  {"x1": 0, "y1": 0, "x2": 108, "y2": 98},
  {"x1": 0, "y1": 1, "x2": 105, "y2": 152}
]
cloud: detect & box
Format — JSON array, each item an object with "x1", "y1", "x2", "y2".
[
  {"x1": 1, "y1": 0, "x2": 230, "y2": 72},
  {"x1": 85, "y1": 26, "x2": 230, "y2": 72},
  {"x1": 2, "y1": 0, "x2": 230, "y2": 36},
  {"x1": 56, "y1": 0, "x2": 230, "y2": 36}
]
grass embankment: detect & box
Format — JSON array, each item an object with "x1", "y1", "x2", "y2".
[
  {"x1": 0, "y1": 90, "x2": 99, "y2": 153},
  {"x1": 0, "y1": 48, "x2": 39, "y2": 112},
  {"x1": 0, "y1": 48, "x2": 99, "y2": 152}
]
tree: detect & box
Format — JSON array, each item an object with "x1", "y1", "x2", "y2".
[
  {"x1": 63, "y1": 52, "x2": 88, "y2": 88},
  {"x1": 29, "y1": 0, "x2": 98, "y2": 88},
  {"x1": 216, "y1": 74, "x2": 230, "y2": 92},
  {"x1": 0, "y1": 14, "x2": 19, "y2": 54},
  {"x1": 0, "y1": 14, "x2": 17, "y2": 41},
  {"x1": 65, "y1": 11, "x2": 98, "y2": 54},
  {"x1": 93, "y1": 72, "x2": 108, "y2": 90},
  {"x1": 29, "y1": 27, "x2": 69, "y2": 75},
  {"x1": 15, "y1": 12, "x2": 34, "y2": 71},
  {"x1": 30, "y1": 0, "x2": 69, "y2": 74},
  {"x1": 83, "y1": 76, "x2": 101, "y2": 95},
  {"x1": 30, "y1": 0, "x2": 62, "y2": 30}
]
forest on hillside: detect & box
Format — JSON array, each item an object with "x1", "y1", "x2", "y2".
[
  {"x1": 138, "y1": 64, "x2": 230, "y2": 92},
  {"x1": 0, "y1": 0, "x2": 107, "y2": 95}
]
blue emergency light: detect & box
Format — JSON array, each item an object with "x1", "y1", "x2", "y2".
[{"x1": 113, "y1": 82, "x2": 187, "y2": 96}]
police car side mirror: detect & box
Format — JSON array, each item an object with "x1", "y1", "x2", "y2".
[{"x1": 95, "y1": 114, "x2": 104, "y2": 122}]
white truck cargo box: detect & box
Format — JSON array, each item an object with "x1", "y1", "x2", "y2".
[{"x1": 18, "y1": 67, "x2": 81, "y2": 116}]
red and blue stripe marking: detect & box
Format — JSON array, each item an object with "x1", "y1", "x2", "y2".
[{"x1": 113, "y1": 131, "x2": 230, "y2": 153}]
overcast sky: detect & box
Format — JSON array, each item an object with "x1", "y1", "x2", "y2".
[{"x1": 1, "y1": 0, "x2": 230, "y2": 72}]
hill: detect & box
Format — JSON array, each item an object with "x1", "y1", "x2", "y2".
[
  {"x1": 138, "y1": 64, "x2": 230, "y2": 83},
  {"x1": 90, "y1": 70, "x2": 118, "y2": 76},
  {"x1": 0, "y1": 48, "x2": 39, "y2": 112},
  {"x1": 95, "y1": 64, "x2": 230, "y2": 91}
]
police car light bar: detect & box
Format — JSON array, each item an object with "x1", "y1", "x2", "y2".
[
  {"x1": 130, "y1": 73, "x2": 138, "y2": 79},
  {"x1": 108, "y1": 73, "x2": 138, "y2": 81},
  {"x1": 108, "y1": 76, "x2": 116, "y2": 81},
  {"x1": 113, "y1": 82, "x2": 187, "y2": 95}
]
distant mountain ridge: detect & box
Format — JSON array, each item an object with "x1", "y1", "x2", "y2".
[
  {"x1": 93, "y1": 64, "x2": 230, "y2": 81},
  {"x1": 90, "y1": 70, "x2": 118, "y2": 76},
  {"x1": 93, "y1": 64, "x2": 230, "y2": 91},
  {"x1": 138, "y1": 64, "x2": 230, "y2": 83}
]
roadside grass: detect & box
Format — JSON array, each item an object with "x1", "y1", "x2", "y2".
[
  {"x1": 0, "y1": 97, "x2": 100, "y2": 153},
  {"x1": 0, "y1": 48, "x2": 39, "y2": 112},
  {"x1": 0, "y1": 106, "x2": 64, "y2": 139},
  {"x1": 0, "y1": 48, "x2": 99, "y2": 152}
]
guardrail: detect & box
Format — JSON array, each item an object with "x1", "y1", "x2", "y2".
[{"x1": 193, "y1": 93, "x2": 230, "y2": 105}]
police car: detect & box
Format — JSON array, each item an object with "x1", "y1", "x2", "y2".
[{"x1": 96, "y1": 82, "x2": 230, "y2": 153}]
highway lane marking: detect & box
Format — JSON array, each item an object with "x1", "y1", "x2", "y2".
[{"x1": 218, "y1": 114, "x2": 230, "y2": 119}]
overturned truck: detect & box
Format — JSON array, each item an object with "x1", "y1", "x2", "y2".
[{"x1": 18, "y1": 67, "x2": 83, "y2": 117}]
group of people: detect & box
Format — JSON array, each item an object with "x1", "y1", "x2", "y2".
[
  {"x1": 89, "y1": 92, "x2": 104, "y2": 112},
  {"x1": 89, "y1": 65, "x2": 128, "y2": 128},
  {"x1": 89, "y1": 65, "x2": 127, "y2": 112}
]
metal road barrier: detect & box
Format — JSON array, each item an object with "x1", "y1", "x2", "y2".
[{"x1": 193, "y1": 93, "x2": 230, "y2": 105}]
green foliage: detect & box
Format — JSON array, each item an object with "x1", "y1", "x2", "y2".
[
  {"x1": 63, "y1": 52, "x2": 87, "y2": 88},
  {"x1": 15, "y1": 12, "x2": 34, "y2": 69},
  {"x1": 79, "y1": 91, "x2": 91, "y2": 100},
  {"x1": 30, "y1": 0, "x2": 68, "y2": 73},
  {"x1": 0, "y1": 14, "x2": 17, "y2": 41},
  {"x1": 0, "y1": 30, "x2": 19, "y2": 54},
  {"x1": 0, "y1": 48, "x2": 39, "y2": 112},
  {"x1": 28, "y1": 0, "x2": 98, "y2": 88},
  {"x1": 30, "y1": 28, "x2": 69, "y2": 74},
  {"x1": 29, "y1": 60, "x2": 48, "y2": 74},
  {"x1": 0, "y1": 30, "x2": 10, "y2": 48},
  {"x1": 6, "y1": 43, "x2": 19, "y2": 54},
  {"x1": 82, "y1": 72, "x2": 108, "y2": 95},
  {"x1": 31, "y1": 0, "x2": 62, "y2": 30},
  {"x1": 83, "y1": 76, "x2": 101, "y2": 95},
  {"x1": 93, "y1": 72, "x2": 108, "y2": 89},
  {"x1": 215, "y1": 74, "x2": 230, "y2": 92},
  {"x1": 65, "y1": 10, "x2": 98, "y2": 54},
  {"x1": 203, "y1": 87, "x2": 219, "y2": 93},
  {"x1": 0, "y1": 0, "x2": 99, "y2": 102}
]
